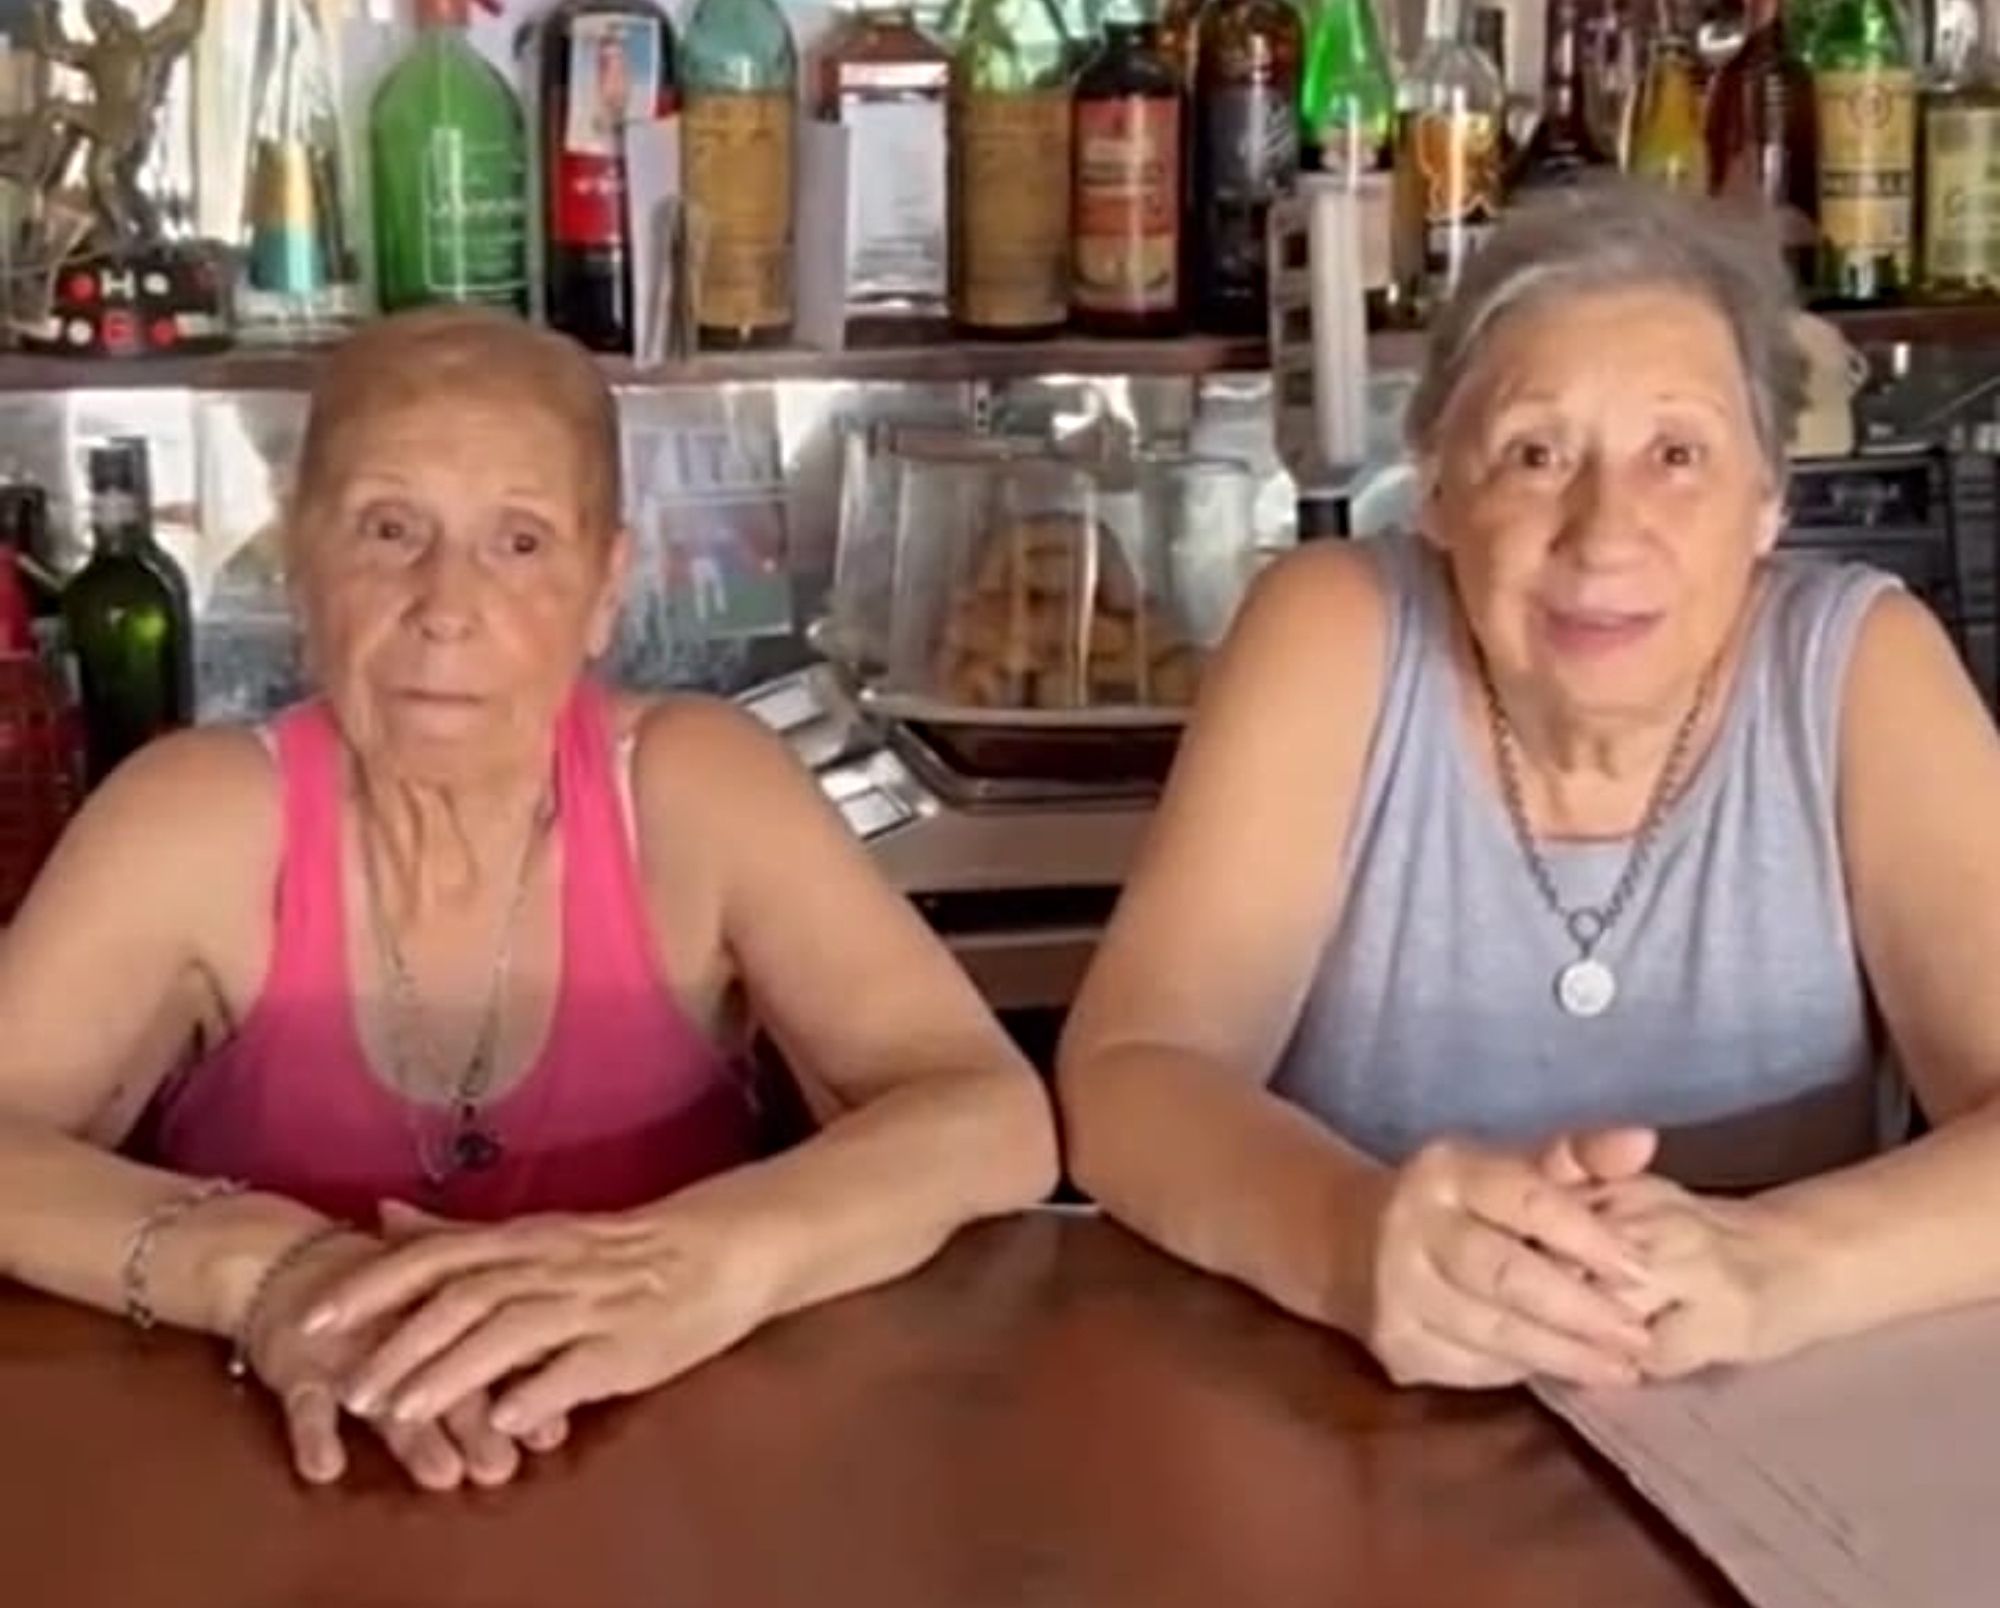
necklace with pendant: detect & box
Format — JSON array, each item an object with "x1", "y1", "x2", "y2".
[
  {"x1": 358, "y1": 786, "x2": 555, "y2": 1188},
  {"x1": 1476, "y1": 649, "x2": 1717, "y2": 1020}
]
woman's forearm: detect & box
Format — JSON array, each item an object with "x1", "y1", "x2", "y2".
[
  {"x1": 651, "y1": 1062, "x2": 1059, "y2": 1324},
  {"x1": 1759, "y1": 1098, "x2": 2000, "y2": 1355},
  {"x1": 0, "y1": 1112, "x2": 327, "y2": 1335},
  {"x1": 1059, "y1": 1044, "x2": 1388, "y2": 1336}
]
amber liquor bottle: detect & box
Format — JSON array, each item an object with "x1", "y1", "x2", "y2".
[
  {"x1": 1070, "y1": 5, "x2": 1186, "y2": 337},
  {"x1": 1191, "y1": 0, "x2": 1303, "y2": 334}
]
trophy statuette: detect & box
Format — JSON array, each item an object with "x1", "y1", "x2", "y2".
[{"x1": 0, "y1": 0, "x2": 229, "y2": 356}]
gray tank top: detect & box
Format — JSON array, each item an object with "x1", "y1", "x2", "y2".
[{"x1": 1272, "y1": 532, "x2": 1901, "y2": 1191}]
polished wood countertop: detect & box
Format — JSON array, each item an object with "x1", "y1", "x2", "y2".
[{"x1": 0, "y1": 1211, "x2": 1740, "y2": 1607}]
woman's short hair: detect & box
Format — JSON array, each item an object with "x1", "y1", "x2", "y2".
[
  {"x1": 1404, "y1": 184, "x2": 1806, "y2": 482},
  {"x1": 292, "y1": 307, "x2": 622, "y2": 541}
]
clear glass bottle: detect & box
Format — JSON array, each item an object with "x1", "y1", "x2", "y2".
[
  {"x1": 949, "y1": 0, "x2": 1078, "y2": 338},
  {"x1": 1191, "y1": 0, "x2": 1303, "y2": 333},
  {"x1": 1627, "y1": 0, "x2": 1710, "y2": 190},
  {"x1": 239, "y1": 0, "x2": 364, "y2": 342},
  {"x1": 1070, "y1": 0, "x2": 1186, "y2": 336},
  {"x1": 1394, "y1": 0, "x2": 1504, "y2": 313},
  {"x1": 1813, "y1": 0, "x2": 1915, "y2": 302},
  {"x1": 682, "y1": 0, "x2": 799, "y2": 348},
  {"x1": 369, "y1": 0, "x2": 529, "y2": 314},
  {"x1": 1299, "y1": 0, "x2": 1401, "y2": 325},
  {"x1": 814, "y1": 0, "x2": 952, "y2": 327}
]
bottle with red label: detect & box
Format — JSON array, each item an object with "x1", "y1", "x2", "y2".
[
  {"x1": 539, "y1": 0, "x2": 678, "y2": 353},
  {"x1": 1070, "y1": 4, "x2": 1187, "y2": 337}
]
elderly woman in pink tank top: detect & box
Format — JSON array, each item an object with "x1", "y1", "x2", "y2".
[{"x1": 0, "y1": 309, "x2": 1056, "y2": 1491}]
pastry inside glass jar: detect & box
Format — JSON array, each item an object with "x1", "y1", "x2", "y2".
[{"x1": 934, "y1": 512, "x2": 1204, "y2": 710}]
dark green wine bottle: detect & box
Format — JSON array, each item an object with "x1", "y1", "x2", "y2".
[{"x1": 61, "y1": 440, "x2": 193, "y2": 785}]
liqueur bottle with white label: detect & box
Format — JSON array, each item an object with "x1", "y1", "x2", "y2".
[{"x1": 814, "y1": 1, "x2": 951, "y2": 329}]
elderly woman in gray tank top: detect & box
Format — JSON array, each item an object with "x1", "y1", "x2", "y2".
[{"x1": 1058, "y1": 185, "x2": 2000, "y2": 1393}]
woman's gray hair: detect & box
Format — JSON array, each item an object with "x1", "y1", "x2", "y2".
[{"x1": 1404, "y1": 183, "x2": 1807, "y2": 481}]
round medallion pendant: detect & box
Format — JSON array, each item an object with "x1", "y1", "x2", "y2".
[{"x1": 1555, "y1": 956, "x2": 1618, "y2": 1019}]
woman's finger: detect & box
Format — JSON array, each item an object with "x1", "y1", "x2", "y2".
[
  {"x1": 305, "y1": 1234, "x2": 528, "y2": 1335},
  {"x1": 1538, "y1": 1127, "x2": 1657, "y2": 1187},
  {"x1": 379, "y1": 1416, "x2": 467, "y2": 1492},
  {"x1": 389, "y1": 1298, "x2": 589, "y2": 1424},
  {"x1": 1459, "y1": 1155, "x2": 1653, "y2": 1284},
  {"x1": 493, "y1": 1338, "x2": 626, "y2": 1435},
  {"x1": 1390, "y1": 1321, "x2": 1528, "y2": 1390},
  {"x1": 444, "y1": 1393, "x2": 523, "y2": 1489},
  {"x1": 341, "y1": 1266, "x2": 546, "y2": 1415},
  {"x1": 1432, "y1": 1217, "x2": 1654, "y2": 1356},
  {"x1": 282, "y1": 1381, "x2": 347, "y2": 1485},
  {"x1": 1416, "y1": 1265, "x2": 1643, "y2": 1389},
  {"x1": 520, "y1": 1413, "x2": 571, "y2": 1454}
]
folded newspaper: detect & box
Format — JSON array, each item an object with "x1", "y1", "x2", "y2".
[{"x1": 1537, "y1": 1301, "x2": 2000, "y2": 1608}]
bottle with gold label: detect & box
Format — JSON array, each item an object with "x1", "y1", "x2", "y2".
[
  {"x1": 1921, "y1": 19, "x2": 2000, "y2": 300},
  {"x1": 1812, "y1": 0, "x2": 1914, "y2": 303},
  {"x1": 950, "y1": 0, "x2": 1077, "y2": 338},
  {"x1": 1070, "y1": 0, "x2": 1186, "y2": 336},
  {"x1": 683, "y1": 0, "x2": 798, "y2": 348},
  {"x1": 1394, "y1": 0, "x2": 1503, "y2": 314},
  {"x1": 1626, "y1": 0, "x2": 1709, "y2": 191}
]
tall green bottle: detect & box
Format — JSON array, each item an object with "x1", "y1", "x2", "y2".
[
  {"x1": 370, "y1": 0, "x2": 530, "y2": 314},
  {"x1": 1812, "y1": 0, "x2": 1914, "y2": 303},
  {"x1": 62, "y1": 441, "x2": 193, "y2": 786}
]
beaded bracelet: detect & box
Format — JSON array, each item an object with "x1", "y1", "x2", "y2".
[
  {"x1": 225, "y1": 1222, "x2": 353, "y2": 1382},
  {"x1": 119, "y1": 1177, "x2": 247, "y2": 1331}
]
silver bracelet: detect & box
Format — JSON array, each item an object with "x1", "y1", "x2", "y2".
[
  {"x1": 225, "y1": 1222, "x2": 352, "y2": 1382},
  {"x1": 119, "y1": 1177, "x2": 247, "y2": 1331}
]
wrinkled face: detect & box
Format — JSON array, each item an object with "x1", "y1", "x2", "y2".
[
  {"x1": 1420, "y1": 285, "x2": 1781, "y2": 724},
  {"x1": 291, "y1": 399, "x2": 627, "y2": 786}
]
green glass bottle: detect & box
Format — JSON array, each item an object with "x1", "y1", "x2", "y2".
[
  {"x1": 1298, "y1": 0, "x2": 1400, "y2": 324},
  {"x1": 682, "y1": 0, "x2": 799, "y2": 348},
  {"x1": 370, "y1": 0, "x2": 530, "y2": 314},
  {"x1": 62, "y1": 441, "x2": 192, "y2": 786},
  {"x1": 1812, "y1": 0, "x2": 1914, "y2": 303}
]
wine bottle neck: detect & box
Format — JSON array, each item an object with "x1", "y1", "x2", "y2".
[{"x1": 1541, "y1": 0, "x2": 1588, "y2": 119}]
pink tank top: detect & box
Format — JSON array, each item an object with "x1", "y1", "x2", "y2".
[{"x1": 143, "y1": 682, "x2": 760, "y2": 1224}]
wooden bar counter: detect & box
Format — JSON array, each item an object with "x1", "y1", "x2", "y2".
[{"x1": 0, "y1": 1212, "x2": 1740, "y2": 1607}]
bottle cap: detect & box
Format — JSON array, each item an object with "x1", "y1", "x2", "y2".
[
  {"x1": 85, "y1": 440, "x2": 148, "y2": 500},
  {"x1": 415, "y1": 0, "x2": 472, "y2": 26}
]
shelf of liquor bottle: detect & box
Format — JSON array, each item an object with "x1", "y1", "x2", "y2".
[{"x1": 0, "y1": 333, "x2": 1282, "y2": 394}]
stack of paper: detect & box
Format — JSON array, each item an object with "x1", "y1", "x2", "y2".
[{"x1": 1535, "y1": 1303, "x2": 2000, "y2": 1608}]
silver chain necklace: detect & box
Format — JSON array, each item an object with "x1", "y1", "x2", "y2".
[
  {"x1": 1477, "y1": 652, "x2": 1717, "y2": 1019},
  {"x1": 358, "y1": 788, "x2": 554, "y2": 1187}
]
